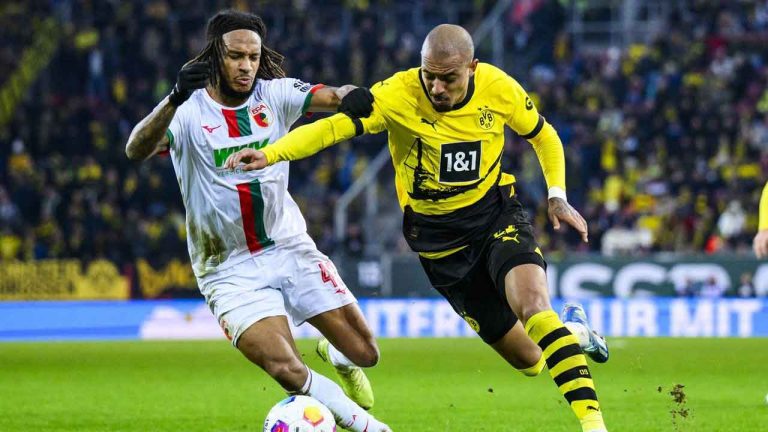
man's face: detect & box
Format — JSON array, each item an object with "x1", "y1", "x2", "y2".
[
  {"x1": 220, "y1": 29, "x2": 261, "y2": 98},
  {"x1": 421, "y1": 53, "x2": 477, "y2": 112}
]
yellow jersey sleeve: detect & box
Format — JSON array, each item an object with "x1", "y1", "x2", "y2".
[
  {"x1": 262, "y1": 107, "x2": 387, "y2": 165},
  {"x1": 364, "y1": 74, "x2": 409, "y2": 133},
  {"x1": 760, "y1": 182, "x2": 768, "y2": 230},
  {"x1": 497, "y1": 74, "x2": 566, "y2": 191},
  {"x1": 502, "y1": 76, "x2": 540, "y2": 135},
  {"x1": 261, "y1": 78, "x2": 399, "y2": 165},
  {"x1": 262, "y1": 113, "x2": 355, "y2": 164},
  {"x1": 528, "y1": 122, "x2": 566, "y2": 191}
]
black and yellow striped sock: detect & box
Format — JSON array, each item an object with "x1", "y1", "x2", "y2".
[
  {"x1": 526, "y1": 310, "x2": 604, "y2": 429},
  {"x1": 517, "y1": 355, "x2": 545, "y2": 377}
]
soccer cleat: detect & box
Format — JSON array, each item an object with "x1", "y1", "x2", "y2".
[
  {"x1": 580, "y1": 410, "x2": 607, "y2": 432},
  {"x1": 561, "y1": 303, "x2": 609, "y2": 363},
  {"x1": 316, "y1": 338, "x2": 375, "y2": 410}
]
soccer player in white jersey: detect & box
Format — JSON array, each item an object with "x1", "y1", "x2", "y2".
[{"x1": 125, "y1": 10, "x2": 391, "y2": 432}]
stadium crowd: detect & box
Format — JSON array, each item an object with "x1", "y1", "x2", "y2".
[{"x1": 1, "y1": 0, "x2": 767, "y2": 268}]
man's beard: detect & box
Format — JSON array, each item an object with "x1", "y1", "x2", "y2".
[{"x1": 220, "y1": 78, "x2": 256, "y2": 101}]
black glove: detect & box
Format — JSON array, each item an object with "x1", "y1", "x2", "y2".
[
  {"x1": 338, "y1": 87, "x2": 374, "y2": 118},
  {"x1": 168, "y1": 62, "x2": 210, "y2": 107}
]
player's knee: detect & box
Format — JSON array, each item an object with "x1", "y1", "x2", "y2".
[
  {"x1": 361, "y1": 344, "x2": 380, "y2": 367},
  {"x1": 263, "y1": 358, "x2": 307, "y2": 391},
  {"x1": 351, "y1": 342, "x2": 380, "y2": 368},
  {"x1": 519, "y1": 300, "x2": 552, "y2": 325},
  {"x1": 516, "y1": 354, "x2": 545, "y2": 377}
]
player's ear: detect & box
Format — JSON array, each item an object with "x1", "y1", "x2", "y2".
[{"x1": 468, "y1": 59, "x2": 479, "y2": 74}]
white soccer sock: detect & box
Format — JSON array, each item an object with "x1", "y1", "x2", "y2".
[
  {"x1": 302, "y1": 367, "x2": 389, "y2": 432},
  {"x1": 328, "y1": 343, "x2": 357, "y2": 369},
  {"x1": 564, "y1": 322, "x2": 590, "y2": 348}
]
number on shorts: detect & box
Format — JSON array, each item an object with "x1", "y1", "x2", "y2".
[{"x1": 319, "y1": 262, "x2": 338, "y2": 287}]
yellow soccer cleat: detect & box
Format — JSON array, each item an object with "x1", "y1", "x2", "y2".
[
  {"x1": 580, "y1": 411, "x2": 607, "y2": 432},
  {"x1": 316, "y1": 338, "x2": 375, "y2": 410}
]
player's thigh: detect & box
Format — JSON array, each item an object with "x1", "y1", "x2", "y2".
[
  {"x1": 430, "y1": 267, "x2": 518, "y2": 345},
  {"x1": 306, "y1": 302, "x2": 375, "y2": 345},
  {"x1": 502, "y1": 264, "x2": 551, "y2": 324},
  {"x1": 307, "y1": 303, "x2": 379, "y2": 366},
  {"x1": 281, "y1": 234, "x2": 358, "y2": 327},
  {"x1": 236, "y1": 315, "x2": 302, "y2": 367},
  {"x1": 197, "y1": 258, "x2": 290, "y2": 346},
  {"x1": 490, "y1": 319, "x2": 542, "y2": 369},
  {"x1": 486, "y1": 209, "x2": 550, "y2": 322},
  {"x1": 236, "y1": 315, "x2": 309, "y2": 390}
]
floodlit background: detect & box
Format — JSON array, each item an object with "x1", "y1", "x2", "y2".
[{"x1": 0, "y1": 1, "x2": 767, "y2": 431}]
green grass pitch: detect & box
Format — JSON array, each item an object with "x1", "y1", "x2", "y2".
[{"x1": 1, "y1": 338, "x2": 766, "y2": 431}]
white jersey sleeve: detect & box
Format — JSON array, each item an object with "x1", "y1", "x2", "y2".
[
  {"x1": 264, "y1": 78, "x2": 324, "y2": 129},
  {"x1": 166, "y1": 101, "x2": 198, "y2": 153}
]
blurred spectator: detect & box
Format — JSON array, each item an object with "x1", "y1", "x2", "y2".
[
  {"x1": 675, "y1": 278, "x2": 697, "y2": 298},
  {"x1": 737, "y1": 272, "x2": 756, "y2": 298},
  {"x1": 699, "y1": 276, "x2": 727, "y2": 298},
  {"x1": 717, "y1": 200, "x2": 746, "y2": 242},
  {"x1": 0, "y1": 0, "x2": 766, "y2": 266},
  {"x1": 600, "y1": 226, "x2": 653, "y2": 256}
]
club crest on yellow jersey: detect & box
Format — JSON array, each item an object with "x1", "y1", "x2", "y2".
[{"x1": 477, "y1": 106, "x2": 494, "y2": 130}]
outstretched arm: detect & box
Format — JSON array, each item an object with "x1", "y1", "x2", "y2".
[
  {"x1": 504, "y1": 76, "x2": 588, "y2": 243},
  {"x1": 527, "y1": 117, "x2": 589, "y2": 243},
  {"x1": 224, "y1": 112, "x2": 372, "y2": 170},
  {"x1": 306, "y1": 85, "x2": 356, "y2": 112}
]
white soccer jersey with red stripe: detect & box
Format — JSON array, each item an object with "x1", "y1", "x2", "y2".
[{"x1": 166, "y1": 79, "x2": 323, "y2": 277}]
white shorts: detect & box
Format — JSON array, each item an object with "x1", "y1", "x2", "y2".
[{"x1": 197, "y1": 233, "x2": 356, "y2": 346}]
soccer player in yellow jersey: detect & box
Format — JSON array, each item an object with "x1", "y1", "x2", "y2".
[
  {"x1": 754, "y1": 182, "x2": 768, "y2": 258},
  {"x1": 226, "y1": 24, "x2": 608, "y2": 432}
]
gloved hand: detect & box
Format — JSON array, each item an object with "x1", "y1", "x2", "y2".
[
  {"x1": 338, "y1": 87, "x2": 374, "y2": 118},
  {"x1": 168, "y1": 62, "x2": 210, "y2": 107}
]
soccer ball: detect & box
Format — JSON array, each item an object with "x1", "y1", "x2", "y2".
[{"x1": 263, "y1": 395, "x2": 337, "y2": 432}]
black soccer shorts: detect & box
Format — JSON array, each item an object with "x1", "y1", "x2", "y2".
[{"x1": 419, "y1": 188, "x2": 546, "y2": 344}]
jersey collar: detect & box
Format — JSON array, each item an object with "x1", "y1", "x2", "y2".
[
  {"x1": 203, "y1": 87, "x2": 252, "y2": 110},
  {"x1": 418, "y1": 68, "x2": 475, "y2": 112}
]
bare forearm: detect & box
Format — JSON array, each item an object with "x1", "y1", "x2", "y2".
[
  {"x1": 335, "y1": 85, "x2": 356, "y2": 100},
  {"x1": 308, "y1": 85, "x2": 358, "y2": 112},
  {"x1": 125, "y1": 97, "x2": 176, "y2": 160}
]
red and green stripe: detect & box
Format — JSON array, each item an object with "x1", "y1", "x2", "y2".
[
  {"x1": 237, "y1": 179, "x2": 274, "y2": 253},
  {"x1": 301, "y1": 84, "x2": 325, "y2": 114},
  {"x1": 222, "y1": 106, "x2": 252, "y2": 137}
]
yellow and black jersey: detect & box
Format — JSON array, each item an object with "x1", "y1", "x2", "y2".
[
  {"x1": 262, "y1": 62, "x2": 566, "y2": 254},
  {"x1": 358, "y1": 63, "x2": 558, "y2": 215}
]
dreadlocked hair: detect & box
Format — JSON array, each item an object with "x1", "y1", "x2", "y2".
[{"x1": 188, "y1": 9, "x2": 285, "y2": 88}]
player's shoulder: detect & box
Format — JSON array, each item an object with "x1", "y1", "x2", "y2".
[
  {"x1": 175, "y1": 89, "x2": 205, "y2": 120},
  {"x1": 376, "y1": 67, "x2": 423, "y2": 89},
  {"x1": 185, "y1": 88, "x2": 207, "y2": 106},
  {"x1": 475, "y1": 62, "x2": 529, "y2": 108},
  {"x1": 256, "y1": 77, "x2": 314, "y2": 96},
  {"x1": 370, "y1": 67, "x2": 420, "y2": 105},
  {"x1": 475, "y1": 62, "x2": 519, "y2": 90}
]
